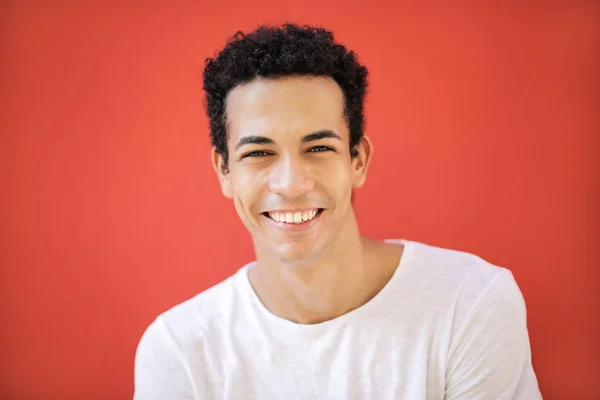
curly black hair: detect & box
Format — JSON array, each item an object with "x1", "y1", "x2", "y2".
[{"x1": 202, "y1": 23, "x2": 369, "y2": 168}]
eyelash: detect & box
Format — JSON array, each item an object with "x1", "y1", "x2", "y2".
[{"x1": 242, "y1": 146, "x2": 334, "y2": 159}]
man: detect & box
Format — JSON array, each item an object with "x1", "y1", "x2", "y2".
[{"x1": 134, "y1": 24, "x2": 541, "y2": 399}]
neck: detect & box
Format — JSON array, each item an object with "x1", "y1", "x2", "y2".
[{"x1": 249, "y1": 213, "x2": 401, "y2": 324}]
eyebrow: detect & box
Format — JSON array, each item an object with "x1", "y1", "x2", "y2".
[
  {"x1": 301, "y1": 130, "x2": 342, "y2": 143},
  {"x1": 234, "y1": 130, "x2": 342, "y2": 151},
  {"x1": 234, "y1": 136, "x2": 274, "y2": 151}
]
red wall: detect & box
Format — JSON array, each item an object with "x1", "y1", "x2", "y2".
[{"x1": 1, "y1": 2, "x2": 598, "y2": 399}]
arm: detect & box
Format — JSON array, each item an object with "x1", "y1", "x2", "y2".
[
  {"x1": 445, "y1": 270, "x2": 542, "y2": 399},
  {"x1": 134, "y1": 317, "x2": 196, "y2": 400}
]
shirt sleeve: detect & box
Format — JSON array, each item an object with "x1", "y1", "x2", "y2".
[
  {"x1": 133, "y1": 317, "x2": 196, "y2": 400},
  {"x1": 445, "y1": 270, "x2": 542, "y2": 400}
]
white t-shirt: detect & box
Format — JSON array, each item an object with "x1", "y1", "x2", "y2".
[{"x1": 134, "y1": 240, "x2": 541, "y2": 399}]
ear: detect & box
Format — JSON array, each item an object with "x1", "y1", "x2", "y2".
[
  {"x1": 211, "y1": 148, "x2": 233, "y2": 198},
  {"x1": 351, "y1": 136, "x2": 374, "y2": 189}
]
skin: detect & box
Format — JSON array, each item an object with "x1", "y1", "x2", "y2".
[{"x1": 212, "y1": 75, "x2": 403, "y2": 324}]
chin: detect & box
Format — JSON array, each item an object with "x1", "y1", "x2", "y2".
[{"x1": 272, "y1": 241, "x2": 322, "y2": 266}]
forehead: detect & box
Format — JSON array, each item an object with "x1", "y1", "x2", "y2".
[{"x1": 225, "y1": 76, "x2": 346, "y2": 138}]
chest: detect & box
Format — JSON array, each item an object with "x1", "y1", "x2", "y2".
[{"x1": 193, "y1": 324, "x2": 448, "y2": 399}]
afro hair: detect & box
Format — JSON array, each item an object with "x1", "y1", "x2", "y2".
[{"x1": 202, "y1": 23, "x2": 369, "y2": 167}]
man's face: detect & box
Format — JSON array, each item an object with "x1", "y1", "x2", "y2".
[{"x1": 213, "y1": 76, "x2": 372, "y2": 264}]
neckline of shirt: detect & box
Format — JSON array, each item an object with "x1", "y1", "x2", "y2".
[{"x1": 236, "y1": 239, "x2": 415, "y2": 334}]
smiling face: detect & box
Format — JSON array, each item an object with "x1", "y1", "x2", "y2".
[{"x1": 212, "y1": 75, "x2": 373, "y2": 265}]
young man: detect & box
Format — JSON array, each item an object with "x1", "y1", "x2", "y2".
[{"x1": 134, "y1": 24, "x2": 541, "y2": 399}]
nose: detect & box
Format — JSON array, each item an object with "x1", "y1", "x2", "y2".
[{"x1": 268, "y1": 155, "x2": 315, "y2": 197}]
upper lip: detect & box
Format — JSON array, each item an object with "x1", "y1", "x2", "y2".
[{"x1": 263, "y1": 208, "x2": 322, "y2": 214}]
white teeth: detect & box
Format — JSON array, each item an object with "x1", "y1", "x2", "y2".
[{"x1": 267, "y1": 209, "x2": 320, "y2": 224}]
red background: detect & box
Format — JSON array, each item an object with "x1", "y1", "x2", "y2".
[{"x1": 1, "y1": 1, "x2": 598, "y2": 399}]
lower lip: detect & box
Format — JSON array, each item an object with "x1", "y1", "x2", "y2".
[{"x1": 262, "y1": 210, "x2": 323, "y2": 232}]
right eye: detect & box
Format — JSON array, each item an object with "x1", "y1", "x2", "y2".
[{"x1": 242, "y1": 150, "x2": 271, "y2": 158}]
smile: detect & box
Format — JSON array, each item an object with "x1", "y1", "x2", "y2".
[{"x1": 263, "y1": 209, "x2": 324, "y2": 224}]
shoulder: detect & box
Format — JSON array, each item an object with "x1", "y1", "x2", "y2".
[
  {"x1": 133, "y1": 270, "x2": 248, "y2": 399},
  {"x1": 397, "y1": 240, "x2": 527, "y2": 328},
  {"x1": 404, "y1": 241, "x2": 542, "y2": 398},
  {"x1": 136, "y1": 266, "x2": 248, "y2": 358},
  {"x1": 403, "y1": 239, "x2": 518, "y2": 296}
]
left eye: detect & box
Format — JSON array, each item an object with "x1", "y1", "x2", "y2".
[{"x1": 308, "y1": 146, "x2": 333, "y2": 153}]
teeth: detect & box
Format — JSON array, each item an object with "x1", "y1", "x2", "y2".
[
  {"x1": 293, "y1": 212, "x2": 302, "y2": 223},
  {"x1": 268, "y1": 209, "x2": 320, "y2": 224}
]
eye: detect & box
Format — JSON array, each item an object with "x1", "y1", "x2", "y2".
[
  {"x1": 308, "y1": 146, "x2": 334, "y2": 153},
  {"x1": 242, "y1": 150, "x2": 272, "y2": 158}
]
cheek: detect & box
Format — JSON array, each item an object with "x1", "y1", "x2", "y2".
[
  {"x1": 231, "y1": 169, "x2": 268, "y2": 214},
  {"x1": 231, "y1": 186, "x2": 259, "y2": 231},
  {"x1": 317, "y1": 161, "x2": 353, "y2": 193}
]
